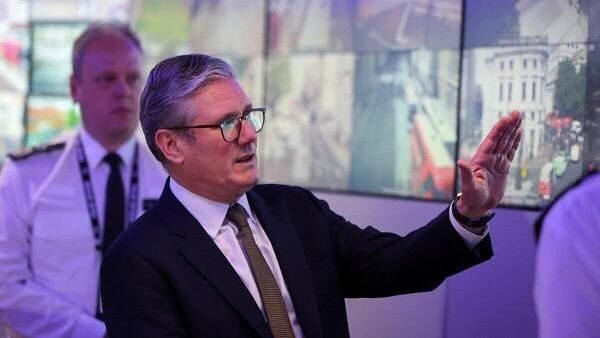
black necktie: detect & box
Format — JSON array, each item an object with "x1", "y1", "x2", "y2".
[
  {"x1": 227, "y1": 203, "x2": 295, "y2": 338},
  {"x1": 103, "y1": 153, "x2": 125, "y2": 256}
]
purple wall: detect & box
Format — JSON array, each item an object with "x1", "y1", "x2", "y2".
[
  {"x1": 445, "y1": 207, "x2": 539, "y2": 338},
  {"x1": 316, "y1": 191, "x2": 539, "y2": 338}
]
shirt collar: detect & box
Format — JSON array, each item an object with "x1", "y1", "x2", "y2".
[
  {"x1": 169, "y1": 177, "x2": 252, "y2": 239},
  {"x1": 79, "y1": 127, "x2": 137, "y2": 170}
]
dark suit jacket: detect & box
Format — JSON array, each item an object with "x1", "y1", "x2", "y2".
[{"x1": 101, "y1": 182, "x2": 492, "y2": 338}]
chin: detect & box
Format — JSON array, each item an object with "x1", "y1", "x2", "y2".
[
  {"x1": 115, "y1": 123, "x2": 137, "y2": 137},
  {"x1": 244, "y1": 176, "x2": 260, "y2": 189},
  {"x1": 234, "y1": 175, "x2": 259, "y2": 192}
]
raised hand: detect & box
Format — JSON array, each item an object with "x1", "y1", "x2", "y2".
[{"x1": 456, "y1": 110, "x2": 522, "y2": 218}]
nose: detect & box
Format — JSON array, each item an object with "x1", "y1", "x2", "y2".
[
  {"x1": 237, "y1": 119, "x2": 257, "y2": 144},
  {"x1": 113, "y1": 78, "x2": 133, "y2": 96}
]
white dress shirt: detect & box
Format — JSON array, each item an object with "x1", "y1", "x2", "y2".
[{"x1": 79, "y1": 128, "x2": 137, "y2": 225}]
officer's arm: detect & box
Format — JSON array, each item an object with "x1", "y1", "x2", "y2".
[{"x1": 0, "y1": 160, "x2": 105, "y2": 338}]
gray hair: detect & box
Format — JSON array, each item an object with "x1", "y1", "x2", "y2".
[
  {"x1": 140, "y1": 54, "x2": 235, "y2": 162},
  {"x1": 72, "y1": 21, "x2": 142, "y2": 80}
]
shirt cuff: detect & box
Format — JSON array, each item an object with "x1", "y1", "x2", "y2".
[
  {"x1": 448, "y1": 203, "x2": 489, "y2": 250},
  {"x1": 74, "y1": 313, "x2": 106, "y2": 338}
]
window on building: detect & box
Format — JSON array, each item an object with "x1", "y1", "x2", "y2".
[
  {"x1": 529, "y1": 129, "x2": 535, "y2": 158},
  {"x1": 499, "y1": 83, "x2": 503, "y2": 101},
  {"x1": 500, "y1": 61, "x2": 504, "y2": 71},
  {"x1": 508, "y1": 82, "x2": 512, "y2": 101},
  {"x1": 522, "y1": 81, "x2": 526, "y2": 100},
  {"x1": 509, "y1": 60, "x2": 513, "y2": 70},
  {"x1": 532, "y1": 81, "x2": 536, "y2": 101},
  {"x1": 523, "y1": 59, "x2": 527, "y2": 69}
]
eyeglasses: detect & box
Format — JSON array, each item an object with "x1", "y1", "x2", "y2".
[{"x1": 168, "y1": 107, "x2": 265, "y2": 143}]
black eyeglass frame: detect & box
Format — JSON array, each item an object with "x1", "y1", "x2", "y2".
[{"x1": 167, "y1": 107, "x2": 266, "y2": 143}]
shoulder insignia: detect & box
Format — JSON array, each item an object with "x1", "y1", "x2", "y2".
[{"x1": 8, "y1": 141, "x2": 66, "y2": 161}]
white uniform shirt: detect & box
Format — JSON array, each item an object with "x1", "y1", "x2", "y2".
[
  {"x1": 535, "y1": 173, "x2": 600, "y2": 338},
  {"x1": 79, "y1": 128, "x2": 137, "y2": 225},
  {"x1": 0, "y1": 129, "x2": 166, "y2": 338}
]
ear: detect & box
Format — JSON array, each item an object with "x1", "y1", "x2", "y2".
[
  {"x1": 155, "y1": 129, "x2": 186, "y2": 165},
  {"x1": 70, "y1": 75, "x2": 80, "y2": 103}
]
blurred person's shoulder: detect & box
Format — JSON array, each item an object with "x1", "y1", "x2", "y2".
[
  {"x1": 8, "y1": 141, "x2": 66, "y2": 162},
  {"x1": 542, "y1": 170, "x2": 600, "y2": 245},
  {"x1": 546, "y1": 172, "x2": 600, "y2": 226},
  {"x1": 561, "y1": 170, "x2": 600, "y2": 205},
  {"x1": 535, "y1": 168, "x2": 600, "y2": 240},
  {"x1": 3, "y1": 135, "x2": 72, "y2": 181}
]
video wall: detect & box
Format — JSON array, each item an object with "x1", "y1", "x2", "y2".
[
  {"x1": 0, "y1": 0, "x2": 598, "y2": 208},
  {"x1": 459, "y1": 0, "x2": 599, "y2": 207}
]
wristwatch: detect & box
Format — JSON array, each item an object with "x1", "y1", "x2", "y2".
[{"x1": 451, "y1": 193, "x2": 495, "y2": 228}]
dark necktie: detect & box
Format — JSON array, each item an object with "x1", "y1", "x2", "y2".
[
  {"x1": 103, "y1": 153, "x2": 125, "y2": 256},
  {"x1": 227, "y1": 203, "x2": 295, "y2": 338}
]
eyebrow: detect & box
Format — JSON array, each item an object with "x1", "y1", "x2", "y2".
[{"x1": 222, "y1": 104, "x2": 253, "y2": 119}]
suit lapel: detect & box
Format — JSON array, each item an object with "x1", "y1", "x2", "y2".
[
  {"x1": 158, "y1": 182, "x2": 271, "y2": 338},
  {"x1": 248, "y1": 190, "x2": 323, "y2": 338}
]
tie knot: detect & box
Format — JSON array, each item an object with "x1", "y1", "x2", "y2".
[
  {"x1": 227, "y1": 203, "x2": 249, "y2": 230},
  {"x1": 103, "y1": 153, "x2": 122, "y2": 169}
]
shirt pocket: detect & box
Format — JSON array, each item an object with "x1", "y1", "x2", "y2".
[
  {"x1": 32, "y1": 210, "x2": 94, "y2": 241},
  {"x1": 30, "y1": 210, "x2": 98, "y2": 288}
]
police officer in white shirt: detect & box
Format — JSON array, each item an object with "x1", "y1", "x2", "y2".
[{"x1": 0, "y1": 22, "x2": 166, "y2": 338}]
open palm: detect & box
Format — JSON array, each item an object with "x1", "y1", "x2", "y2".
[{"x1": 457, "y1": 111, "x2": 522, "y2": 216}]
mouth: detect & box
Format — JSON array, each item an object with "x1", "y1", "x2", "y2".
[
  {"x1": 235, "y1": 153, "x2": 255, "y2": 164},
  {"x1": 113, "y1": 106, "x2": 134, "y2": 114}
]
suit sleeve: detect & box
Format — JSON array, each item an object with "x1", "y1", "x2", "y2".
[
  {"x1": 301, "y1": 188, "x2": 492, "y2": 297},
  {"x1": 0, "y1": 160, "x2": 105, "y2": 338},
  {"x1": 101, "y1": 248, "x2": 189, "y2": 338}
]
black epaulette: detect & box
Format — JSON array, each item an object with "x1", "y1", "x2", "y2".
[
  {"x1": 8, "y1": 141, "x2": 66, "y2": 161},
  {"x1": 534, "y1": 166, "x2": 599, "y2": 242}
]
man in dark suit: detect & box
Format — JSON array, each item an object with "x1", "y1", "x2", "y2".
[{"x1": 101, "y1": 54, "x2": 522, "y2": 338}]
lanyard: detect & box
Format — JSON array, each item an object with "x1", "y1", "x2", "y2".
[{"x1": 75, "y1": 136, "x2": 140, "y2": 252}]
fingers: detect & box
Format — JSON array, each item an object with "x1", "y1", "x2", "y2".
[
  {"x1": 493, "y1": 129, "x2": 521, "y2": 175},
  {"x1": 457, "y1": 158, "x2": 474, "y2": 192},
  {"x1": 506, "y1": 129, "x2": 522, "y2": 162},
  {"x1": 497, "y1": 113, "x2": 522, "y2": 154},
  {"x1": 477, "y1": 111, "x2": 520, "y2": 155},
  {"x1": 492, "y1": 123, "x2": 511, "y2": 154},
  {"x1": 477, "y1": 119, "x2": 506, "y2": 155},
  {"x1": 490, "y1": 111, "x2": 521, "y2": 154}
]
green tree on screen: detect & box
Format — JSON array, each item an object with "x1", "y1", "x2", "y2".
[{"x1": 554, "y1": 60, "x2": 585, "y2": 115}]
